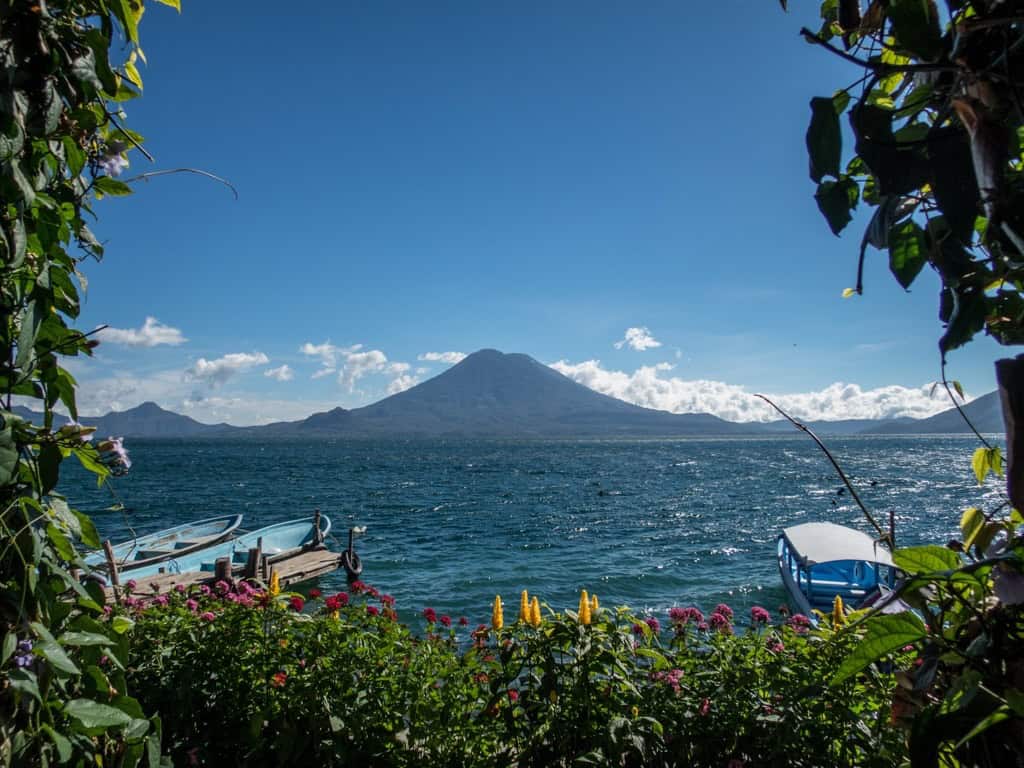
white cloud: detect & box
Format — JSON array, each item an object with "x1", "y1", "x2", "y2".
[
  {"x1": 188, "y1": 352, "x2": 269, "y2": 387},
  {"x1": 339, "y1": 349, "x2": 388, "y2": 391},
  {"x1": 264, "y1": 364, "x2": 294, "y2": 382},
  {"x1": 300, "y1": 341, "x2": 362, "y2": 378},
  {"x1": 549, "y1": 358, "x2": 956, "y2": 422},
  {"x1": 418, "y1": 351, "x2": 467, "y2": 364},
  {"x1": 614, "y1": 327, "x2": 662, "y2": 351},
  {"x1": 98, "y1": 317, "x2": 187, "y2": 347},
  {"x1": 387, "y1": 374, "x2": 419, "y2": 394}
]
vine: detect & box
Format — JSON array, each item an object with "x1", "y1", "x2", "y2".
[{"x1": 1, "y1": 1, "x2": 178, "y2": 765}]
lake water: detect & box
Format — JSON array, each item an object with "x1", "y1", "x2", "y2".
[{"x1": 65, "y1": 435, "x2": 1002, "y2": 625}]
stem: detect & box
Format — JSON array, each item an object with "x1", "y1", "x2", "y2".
[{"x1": 755, "y1": 394, "x2": 887, "y2": 541}]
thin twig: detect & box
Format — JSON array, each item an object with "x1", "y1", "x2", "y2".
[
  {"x1": 800, "y1": 28, "x2": 961, "y2": 75},
  {"x1": 940, "y1": 359, "x2": 993, "y2": 449},
  {"x1": 756, "y1": 393, "x2": 887, "y2": 541},
  {"x1": 105, "y1": 110, "x2": 154, "y2": 163},
  {"x1": 121, "y1": 168, "x2": 239, "y2": 200}
]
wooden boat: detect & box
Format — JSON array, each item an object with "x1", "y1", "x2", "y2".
[
  {"x1": 85, "y1": 514, "x2": 244, "y2": 573},
  {"x1": 777, "y1": 522, "x2": 896, "y2": 617},
  {"x1": 122, "y1": 515, "x2": 332, "y2": 580}
]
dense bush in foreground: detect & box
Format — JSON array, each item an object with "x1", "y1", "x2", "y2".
[{"x1": 122, "y1": 580, "x2": 905, "y2": 767}]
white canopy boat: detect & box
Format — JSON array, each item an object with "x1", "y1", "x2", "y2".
[{"x1": 777, "y1": 521, "x2": 897, "y2": 617}]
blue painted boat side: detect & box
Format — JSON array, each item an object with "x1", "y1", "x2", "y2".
[
  {"x1": 84, "y1": 514, "x2": 244, "y2": 567},
  {"x1": 777, "y1": 534, "x2": 891, "y2": 618},
  {"x1": 123, "y1": 515, "x2": 331, "y2": 580}
]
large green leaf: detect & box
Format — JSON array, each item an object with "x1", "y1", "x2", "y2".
[
  {"x1": 939, "y1": 286, "x2": 988, "y2": 355},
  {"x1": 30, "y1": 621, "x2": 80, "y2": 675},
  {"x1": 832, "y1": 612, "x2": 926, "y2": 685},
  {"x1": 893, "y1": 545, "x2": 962, "y2": 573},
  {"x1": 0, "y1": 415, "x2": 17, "y2": 485},
  {"x1": 815, "y1": 177, "x2": 859, "y2": 235},
  {"x1": 63, "y1": 698, "x2": 133, "y2": 729},
  {"x1": 807, "y1": 96, "x2": 843, "y2": 182},
  {"x1": 888, "y1": 0, "x2": 943, "y2": 61},
  {"x1": 888, "y1": 219, "x2": 927, "y2": 289}
]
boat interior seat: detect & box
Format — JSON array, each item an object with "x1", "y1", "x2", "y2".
[
  {"x1": 808, "y1": 584, "x2": 867, "y2": 601},
  {"x1": 136, "y1": 548, "x2": 174, "y2": 560},
  {"x1": 173, "y1": 539, "x2": 207, "y2": 550}
]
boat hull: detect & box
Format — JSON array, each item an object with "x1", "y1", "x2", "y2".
[
  {"x1": 85, "y1": 514, "x2": 244, "y2": 572},
  {"x1": 123, "y1": 515, "x2": 331, "y2": 580}
]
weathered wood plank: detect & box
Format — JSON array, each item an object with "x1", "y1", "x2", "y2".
[{"x1": 105, "y1": 548, "x2": 343, "y2": 598}]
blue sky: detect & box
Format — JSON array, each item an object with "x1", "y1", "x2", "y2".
[{"x1": 68, "y1": 0, "x2": 1011, "y2": 425}]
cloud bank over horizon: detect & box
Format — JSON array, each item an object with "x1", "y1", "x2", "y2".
[{"x1": 548, "y1": 358, "x2": 957, "y2": 423}]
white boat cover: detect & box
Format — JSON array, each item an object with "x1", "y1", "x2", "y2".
[{"x1": 781, "y1": 522, "x2": 894, "y2": 567}]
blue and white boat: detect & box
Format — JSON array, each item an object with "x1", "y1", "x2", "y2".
[
  {"x1": 122, "y1": 515, "x2": 331, "y2": 580},
  {"x1": 85, "y1": 514, "x2": 244, "y2": 573},
  {"x1": 777, "y1": 522, "x2": 896, "y2": 616}
]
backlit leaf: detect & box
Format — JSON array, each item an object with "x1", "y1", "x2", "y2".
[
  {"x1": 832, "y1": 613, "x2": 926, "y2": 685},
  {"x1": 972, "y1": 447, "x2": 989, "y2": 484},
  {"x1": 888, "y1": 220, "x2": 927, "y2": 289},
  {"x1": 960, "y1": 507, "x2": 984, "y2": 548},
  {"x1": 892, "y1": 545, "x2": 961, "y2": 574}
]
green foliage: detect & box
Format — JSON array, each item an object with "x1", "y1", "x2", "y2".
[
  {"x1": 799, "y1": 1, "x2": 1024, "y2": 357},
  {"x1": 123, "y1": 584, "x2": 905, "y2": 767},
  {"x1": 791, "y1": 3, "x2": 1024, "y2": 764},
  {"x1": 1, "y1": 1, "x2": 173, "y2": 765}
]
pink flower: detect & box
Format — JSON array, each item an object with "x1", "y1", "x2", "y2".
[
  {"x1": 714, "y1": 603, "x2": 733, "y2": 620},
  {"x1": 458, "y1": 616, "x2": 469, "y2": 626},
  {"x1": 153, "y1": 595, "x2": 169, "y2": 607},
  {"x1": 349, "y1": 580, "x2": 367, "y2": 594},
  {"x1": 709, "y1": 611, "x2": 732, "y2": 633},
  {"x1": 186, "y1": 599, "x2": 199, "y2": 612},
  {"x1": 125, "y1": 579, "x2": 137, "y2": 592},
  {"x1": 699, "y1": 697, "x2": 711, "y2": 716},
  {"x1": 697, "y1": 621, "x2": 709, "y2": 632},
  {"x1": 325, "y1": 593, "x2": 349, "y2": 611},
  {"x1": 174, "y1": 583, "x2": 187, "y2": 593},
  {"x1": 367, "y1": 605, "x2": 379, "y2": 617},
  {"x1": 422, "y1": 607, "x2": 437, "y2": 624},
  {"x1": 270, "y1": 671, "x2": 287, "y2": 688},
  {"x1": 381, "y1": 594, "x2": 395, "y2": 607},
  {"x1": 289, "y1": 597, "x2": 305, "y2": 612},
  {"x1": 669, "y1": 606, "x2": 703, "y2": 626},
  {"x1": 788, "y1": 614, "x2": 812, "y2": 634},
  {"x1": 200, "y1": 611, "x2": 215, "y2": 622},
  {"x1": 750, "y1": 606, "x2": 770, "y2": 624},
  {"x1": 309, "y1": 588, "x2": 322, "y2": 599},
  {"x1": 767, "y1": 640, "x2": 785, "y2": 653},
  {"x1": 214, "y1": 580, "x2": 230, "y2": 595},
  {"x1": 645, "y1": 616, "x2": 661, "y2": 634},
  {"x1": 507, "y1": 689, "x2": 519, "y2": 703},
  {"x1": 200, "y1": 585, "x2": 211, "y2": 596},
  {"x1": 440, "y1": 615, "x2": 452, "y2": 628}
]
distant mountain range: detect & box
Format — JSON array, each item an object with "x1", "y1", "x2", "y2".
[{"x1": 7, "y1": 349, "x2": 1007, "y2": 438}]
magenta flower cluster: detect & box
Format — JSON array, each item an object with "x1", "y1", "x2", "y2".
[{"x1": 651, "y1": 667, "x2": 684, "y2": 693}]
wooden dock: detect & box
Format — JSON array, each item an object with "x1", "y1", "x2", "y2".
[{"x1": 104, "y1": 546, "x2": 344, "y2": 598}]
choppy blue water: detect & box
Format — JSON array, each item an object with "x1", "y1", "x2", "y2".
[{"x1": 65, "y1": 436, "x2": 1002, "y2": 624}]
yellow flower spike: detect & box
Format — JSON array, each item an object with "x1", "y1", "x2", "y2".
[
  {"x1": 591, "y1": 594, "x2": 599, "y2": 614},
  {"x1": 631, "y1": 705, "x2": 639, "y2": 719},
  {"x1": 831, "y1": 594, "x2": 846, "y2": 629},
  {"x1": 519, "y1": 589, "x2": 530, "y2": 623},
  {"x1": 578, "y1": 589, "x2": 592, "y2": 625},
  {"x1": 269, "y1": 571, "x2": 280, "y2": 597},
  {"x1": 492, "y1": 595, "x2": 504, "y2": 632},
  {"x1": 330, "y1": 610, "x2": 340, "y2": 621},
  {"x1": 530, "y1": 596, "x2": 541, "y2": 628}
]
